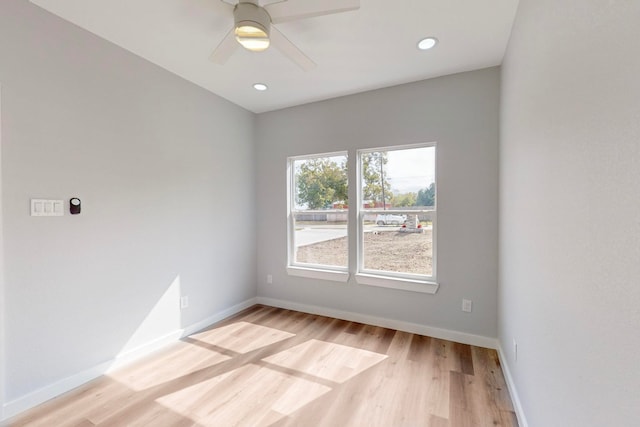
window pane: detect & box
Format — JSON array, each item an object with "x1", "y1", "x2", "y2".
[
  {"x1": 293, "y1": 215, "x2": 348, "y2": 267},
  {"x1": 362, "y1": 211, "x2": 433, "y2": 275},
  {"x1": 360, "y1": 146, "x2": 435, "y2": 276},
  {"x1": 292, "y1": 154, "x2": 348, "y2": 268},
  {"x1": 361, "y1": 147, "x2": 435, "y2": 209}
]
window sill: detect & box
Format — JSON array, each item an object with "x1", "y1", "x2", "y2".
[
  {"x1": 355, "y1": 273, "x2": 439, "y2": 294},
  {"x1": 287, "y1": 266, "x2": 350, "y2": 283}
]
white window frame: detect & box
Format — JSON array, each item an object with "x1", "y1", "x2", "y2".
[
  {"x1": 355, "y1": 143, "x2": 438, "y2": 294},
  {"x1": 286, "y1": 151, "x2": 350, "y2": 282}
]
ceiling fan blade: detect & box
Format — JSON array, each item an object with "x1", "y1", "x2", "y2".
[
  {"x1": 209, "y1": 27, "x2": 239, "y2": 65},
  {"x1": 266, "y1": 0, "x2": 359, "y2": 24},
  {"x1": 270, "y1": 26, "x2": 316, "y2": 72}
]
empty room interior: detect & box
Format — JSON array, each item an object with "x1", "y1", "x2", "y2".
[{"x1": 1, "y1": 0, "x2": 639, "y2": 426}]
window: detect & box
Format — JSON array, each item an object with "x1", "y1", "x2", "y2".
[
  {"x1": 356, "y1": 144, "x2": 437, "y2": 293},
  {"x1": 287, "y1": 144, "x2": 437, "y2": 293},
  {"x1": 287, "y1": 152, "x2": 349, "y2": 281}
]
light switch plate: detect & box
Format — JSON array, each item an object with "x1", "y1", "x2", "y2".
[{"x1": 31, "y1": 199, "x2": 64, "y2": 216}]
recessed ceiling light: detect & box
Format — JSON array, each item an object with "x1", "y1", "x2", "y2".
[
  {"x1": 417, "y1": 37, "x2": 438, "y2": 51},
  {"x1": 253, "y1": 83, "x2": 268, "y2": 91}
]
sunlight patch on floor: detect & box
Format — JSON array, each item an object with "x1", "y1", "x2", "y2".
[
  {"x1": 262, "y1": 339, "x2": 388, "y2": 383},
  {"x1": 156, "y1": 363, "x2": 331, "y2": 426},
  {"x1": 108, "y1": 341, "x2": 231, "y2": 391},
  {"x1": 190, "y1": 321, "x2": 295, "y2": 354}
]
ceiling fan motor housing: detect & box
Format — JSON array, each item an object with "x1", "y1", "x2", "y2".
[
  {"x1": 212, "y1": 0, "x2": 359, "y2": 70},
  {"x1": 234, "y1": 2, "x2": 271, "y2": 38}
]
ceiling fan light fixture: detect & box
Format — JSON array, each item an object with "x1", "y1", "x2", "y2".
[
  {"x1": 235, "y1": 25, "x2": 270, "y2": 51},
  {"x1": 234, "y1": 2, "x2": 272, "y2": 52},
  {"x1": 417, "y1": 37, "x2": 438, "y2": 50}
]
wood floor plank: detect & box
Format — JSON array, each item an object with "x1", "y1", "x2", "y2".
[
  {"x1": 345, "y1": 321, "x2": 365, "y2": 335},
  {"x1": 371, "y1": 325, "x2": 397, "y2": 354},
  {"x1": 408, "y1": 333, "x2": 432, "y2": 362},
  {"x1": 449, "y1": 370, "x2": 478, "y2": 427},
  {"x1": 454, "y1": 342, "x2": 475, "y2": 376},
  {"x1": 8, "y1": 305, "x2": 518, "y2": 427},
  {"x1": 471, "y1": 346, "x2": 516, "y2": 412}
]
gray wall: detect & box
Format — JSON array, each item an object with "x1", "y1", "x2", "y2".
[
  {"x1": 256, "y1": 68, "x2": 500, "y2": 338},
  {"x1": 1, "y1": 0, "x2": 256, "y2": 403},
  {"x1": 499, "y1": 0, "x2": 640, "y2": 425}
]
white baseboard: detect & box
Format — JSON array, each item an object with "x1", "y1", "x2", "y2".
[
  {"x1": 182, "y1": 297, "x2": 258, "y2": 337},
  {"x1": 496, "y1": 344, "x2": 529, "y2": 427},
  {"x1": 2, "y1": 358, "x2": 115, "y2": 422},
  {"x1": 256, "y1": 297, "x2": 499, "y2": 349},
  {"x1": 1, "y1": 297, "x2": 257, "y2": 422}
]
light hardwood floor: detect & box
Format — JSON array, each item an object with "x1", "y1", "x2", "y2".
[{"x1": 9, "y1": 305, "x2": 518, "y2": 426}]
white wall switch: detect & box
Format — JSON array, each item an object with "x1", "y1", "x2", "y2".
[
  {"x1": 462, "y1": 299, "x2": 473, "y2": 313},
  {"x1": 31, "y1": 199, "x2": 64, "y2": 216},
  {"x1": 267, "y1": 274, "x2": 273, "y2": 284}
]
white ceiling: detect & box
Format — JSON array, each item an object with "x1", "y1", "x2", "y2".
[{"x1": 29, "y1": 0, "x2": 519, "y2": 113}]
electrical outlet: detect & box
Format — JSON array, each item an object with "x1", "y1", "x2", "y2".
[
  {"x1": 462, "y1": 299, "x2": 472, "y2": 313},
  {"x1": 513, "y1": 338, "x2": 518, "y2": 361},
  {"x1": 267, "y1": 274, "x2": 273, "y2": 285},
  {"x1": 180, "y1": 296, "x2": 189, "y2": 309}
]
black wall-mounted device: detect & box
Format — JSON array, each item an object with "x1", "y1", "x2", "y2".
[{"x1": 70, "y1": 198, "x2": 81, "y2": 215}]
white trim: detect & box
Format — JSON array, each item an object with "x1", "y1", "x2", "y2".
[
  {"x1": 286, "y1": 266, "x2": 349, "y2": 282},
  {"x1": 360, "y1": 208, "x2": 435, "y2": 215},
  {"x1": 1, "y1": 297, "x2": 257, "y2": 421},
  {"x1": 106, "y1": 330, "x2": 183, "y2": 372},
  {"x1": 354, "y1": 273, "x2": 439, "y2": 294},
  {"x1": 256, "y1": 297, "x2": 497, "y2": 349},
  {"x1": 358, "y1": 141, "x2": 437, "y2": 155},
  {"x1": 180, "y1": 298, "x2": 257, "y2": 337},
  {"x1": 3, "y1": 359, "x2": 114, "y2": 420},
  {"x1": 497, "y1": 344, "x2": 529, "y2": 427},
  {"x1": 287, "y1": 150, "x2": 348, "y2": 162}
]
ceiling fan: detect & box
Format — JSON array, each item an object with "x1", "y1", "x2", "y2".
[{"x1": 210, "y1": 0, "x2": 360, "y2": 71}]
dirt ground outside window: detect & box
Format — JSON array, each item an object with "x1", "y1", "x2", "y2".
[{"x1": 295, "y1": 230, "x2": 433, "y2": 275}]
